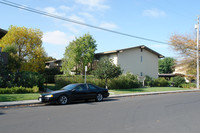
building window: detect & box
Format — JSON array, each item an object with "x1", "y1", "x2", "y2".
[{"x1": 140, "y1": 72, "x2": 143, "y2": 76}]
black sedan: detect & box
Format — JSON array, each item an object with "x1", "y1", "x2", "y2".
[{"x1": 38, "y1": 83, "x2": 109, "y2": 105}]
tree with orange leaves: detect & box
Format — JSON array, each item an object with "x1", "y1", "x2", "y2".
[
  {"x1": 169, "y1": 33, "x2": 198, "y2": 80},
  {"x1": 0, "y1": 25, "x2": 47, "y2": 72}
]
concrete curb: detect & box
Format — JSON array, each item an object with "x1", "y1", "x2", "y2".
[
  {"x1": 0, "y1": 89, "x2": 200, "y2": 108},
  {"x1": 109, "y1": 89, "x2": 200, "y2": 98}
]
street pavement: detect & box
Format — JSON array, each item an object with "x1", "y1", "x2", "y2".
[
  {"x1": 0, "y1": 89, "x2": 199, "y2": 107},
  {"x1": 1, "y1": 92, "x2": 200, "y2": 133}
]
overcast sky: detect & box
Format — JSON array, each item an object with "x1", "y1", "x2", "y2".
[{"x1": 0, "y1": 0, "x2": 199, "y2": 59}]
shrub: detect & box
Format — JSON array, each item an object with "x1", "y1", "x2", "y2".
[
  {"x1": 32, "y1": 86, "x2": 39, "y2": 93},
  {"x1": 0, "y1": 71, "x2": 45, "y2": 90},
  {"x1": 55, "y1": 77, "x2": 72, "y2": 89},
  {"x1": 154, "y1": 78, "x2": 169, "y2": 87},
  {"x1": 43, "y1": 68, "x2": 61, "y2": 83},
  {"x1": 0, "y1": 77, "x2": 2, "y2": 86},
  {"x1": 55, "y1": 73, "x2": 140, "y2": 90},
  {"x1": 16, "y1": 71, "x2": 45, "y2": 90},
  {"x1": 55, "y1": 75, "x2": 85, "y2": 89},
  {"x1": 144, "y1": 76, "x2": 169, "y2": 87},
  {"x1": 45, "y1": 75, "x2": 55, "y2": 83},
  {"x1": 55, "y1": 74, "x2": 179, "y2": 89},
  {"x1": 144, "y1": 76, "x2": 154, "y2": 87},
  {"x1": 0, "y1": 86, "x2": 39, "y2": 94},
  {"x1": 108, "y1": 73, "x2": 140, "y2": 89},
  {"x1": 181, "y1": 83, "x2": 196, "y2": 88},
  {"x1": 171, "y1": 76, "x2": 186, "y2": 87},
  {"x1": 55, "y1": 75, "x2": 105, "y2": 89},
  {"x1": 86, "y1": 78, "x2": 105, "y2": 88},
  {"x1": 0, "y1": 72, "x2": 16, "y2": 88}
]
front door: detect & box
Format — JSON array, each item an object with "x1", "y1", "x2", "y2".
[
  {"x1": 72, "y1": 84, "x2": 88, "y2": 100},
  {"x1": 87, "y1": 84, "x2": 98, "y2": 99}
]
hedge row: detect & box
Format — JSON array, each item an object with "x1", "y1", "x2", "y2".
[
  {"x1": 55, "y1": 74, "x2": 191, "y2": 90},
  {"x1": 55, "y1": 73, "x2": 141, "y2": 90},
  {"x1": 108, "y1": 73, "x2": 140, "y2": 89},
  {"x1": 144, "y1": 76, "x2": 169, "y2": 87},
  {"x1": 0, "y1": 86, "x2": 39, "y2": 94},
  {"x1": 55, "y1": 75, "x2": 105, "y2": 89},
  {"x1": 144, "y1": 76, "x2": 189, "y2": 87},
  {"x1": 0, "y1": 71, "x2": 45, "y2": 90},
  {"x1": 181, "y1": 83, "x2": 196, "y2": 88}
]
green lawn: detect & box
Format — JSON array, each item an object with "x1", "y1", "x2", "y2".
[
  {"x1": 0, "y1": 87, "x2": 191, "y2": 102},
  {"x1": 109, "y1": 87, "x2": 190, "y2": 95},
  {"x1": 44, "y1": 84, "x2": 191, "y2": 95},
  {"x1": 0, "y1": 93, "x2": 40, "y2": 102}
]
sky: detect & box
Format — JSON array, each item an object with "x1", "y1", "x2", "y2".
[{"x1": 0, "y1": 0, "x2": 199, "y2": 59}]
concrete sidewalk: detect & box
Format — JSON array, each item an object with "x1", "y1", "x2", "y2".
[
  {"x1": 0, "y1": 100, "x2": 41, "y2": 107},
  {"x1": 0, "y1": 89, "x2": 200, "y2": 107}
]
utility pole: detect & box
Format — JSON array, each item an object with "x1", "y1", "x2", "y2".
[
  {"x1": 195, "y1": 16, "x2": 199, "y2": 89},
  {"x1": 84, "y1": 66, "x2": 87, "y2": 83}
]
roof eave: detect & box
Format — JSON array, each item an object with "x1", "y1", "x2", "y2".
[{"x1": 95, "y1": 45, "x2": 165, "y2": 58}]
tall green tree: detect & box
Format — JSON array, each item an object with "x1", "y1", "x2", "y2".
[
  {"x1": 0, "y1": 25, "x2": 47, "y2": 72},
  {"x1": 61, "y1": 33, "x2": 97, "y2": 75},
  {"x1": 159, "y1": 57, "x2": 175, "y2": 74},
  {"x1": 2, "y1": 43, "x2": 20, "y2": 72},
  {"x1": 92, "y1": 58, "x2": 122, "y2": 89}
]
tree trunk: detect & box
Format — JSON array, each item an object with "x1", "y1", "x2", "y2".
[{"x1": 75, "y1": 64, "x2": 78, "y2": 75}]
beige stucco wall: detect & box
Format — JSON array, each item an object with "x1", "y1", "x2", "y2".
[
  {"x1": 98, "y1": 53, "x2": 118, "y2": 64},
  {"x1": 97, "y1": 48, "x2": 159, "y2": 78},
  {"x1": 118, "y1": 48, "x2": 159, "y2": 78}
]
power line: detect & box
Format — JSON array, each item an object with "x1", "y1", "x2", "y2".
[{"x1": 0, "y1": 0, "x2": 168, "y2": 44}]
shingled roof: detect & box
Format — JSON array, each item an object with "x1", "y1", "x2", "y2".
[
  {"x1": 95, "y1": 45, "x2": 164, "y2": 58},
  {"x1": 0, "y1": 28, "x2": 7, "y2": 39}
]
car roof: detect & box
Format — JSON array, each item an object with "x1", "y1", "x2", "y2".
[
  {"x1": 70, "y1": 83, "x2": 85, "y2": 86},
  {"x1": 70, "y1": 83, "x2": 93, "y2": 85},
  {"x1": 68, "y1": 83, "x2": 97, "y2": 88}
]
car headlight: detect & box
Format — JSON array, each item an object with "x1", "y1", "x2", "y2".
[{"x1": 45, "y1": 95, "x2": 53, "y2": 98}]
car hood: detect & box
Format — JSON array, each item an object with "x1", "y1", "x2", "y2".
[{"x1": 42, "y1": 90, "x2": 68, "y2": 96}]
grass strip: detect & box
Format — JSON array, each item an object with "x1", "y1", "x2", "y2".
[
  {"x1": 109, "y1": 87, "x2": 190, "y2": 95},
  {"x1": 0, "y1": 93, "x2": 40, "y2": 102},
  {"x1": 0, "y1": 87, "x2": 191, "y2": 102}
]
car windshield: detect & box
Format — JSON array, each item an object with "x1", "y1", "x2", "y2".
[{"x1": 61, "y1": 84, "x2": 78, "y2": 91}]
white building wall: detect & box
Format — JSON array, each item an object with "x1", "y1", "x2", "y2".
[
  {"x1": 118, "y1": 48, "x2": 158, "y2": 78},
  {"x1": 109, "y1": 54, "x2": 118, "y2": 65},
  {"x1": 98, "y1": 53, "x2": 118, "y2": 65}
]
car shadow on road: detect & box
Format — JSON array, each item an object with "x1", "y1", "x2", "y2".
[
  {"x1": 0, "y1": 112, "x2": 5, "y2": 115},
  {"x1": 44, "y1": 98, "x2": 120, "y2": 106}
]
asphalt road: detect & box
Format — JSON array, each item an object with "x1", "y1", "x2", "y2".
[{"x1": 1, "y1": 92, "x2": 200, "y2": 133}]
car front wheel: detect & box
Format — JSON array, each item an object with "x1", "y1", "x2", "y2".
[
  {"x1": 96, "y1": 93, "x2": 103, "y2": 102},
  {"x1": 58, "y1": 95, "x2": 68, "y2": 105}
]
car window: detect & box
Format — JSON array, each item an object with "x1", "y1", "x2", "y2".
[
  {"x1": 75, "y1": 84, "x2": 88, "y2": 92},
  {"x1": 88, "y1": 84, "x2": 97, "y2": 90},
  {"x1": 61, "y1": 84, "x2": 78, "y2": 91}
]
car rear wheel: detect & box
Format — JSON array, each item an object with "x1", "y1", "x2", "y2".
[
  {"x1": 58, "y1": 95, "x2": 68, "y2": 105},
  {"x1": 95, "y1": 93, "x2": 103, "y2": 102}
]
